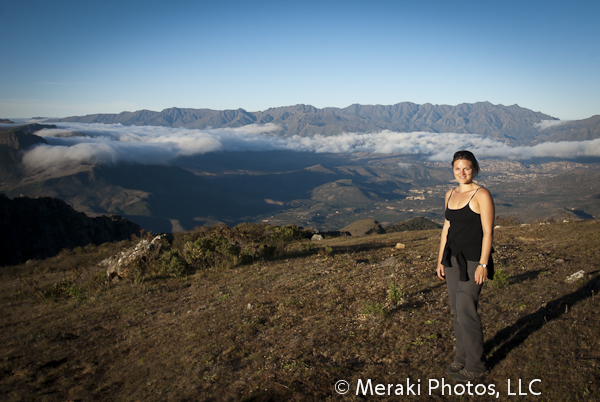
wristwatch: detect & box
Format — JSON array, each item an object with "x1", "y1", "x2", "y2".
[{"x1": 479, "y1": 263, "x2": 488, "y2": 268}]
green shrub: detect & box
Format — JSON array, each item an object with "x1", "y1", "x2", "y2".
[
  {"x1": 318, "y1": 246, "x2": 333, "y2": 256},
  {"x1": 183, "y1": 233, "x2": 241, "y2": 269},
  {"x1": 363, "y1": 301, "x2": 388, "y2": 317},
  {"x1": 388, "y1": 282, "x2": 404, "y2": 304},
  {"x1": 303, "y1": 242, "x2": 316, "y2": 253},
  {"x1": 175, "y1": 224, "x2": 305, "y2": 271},
  {"x1": 491, "y1": 269, "x2": 511, "y2": 289},
  {"x1": 266, "y1": 225, "x2": 302, "y2": 247},
  {"x1": 67, "y1": 283, "x2": 83, "y2": 300},
  {"x1": 160, "y1": 249, "x2": 186, "y2": 278},
  {"x1": 38, "y1": 280, "x2": 83, "y2": 301}
]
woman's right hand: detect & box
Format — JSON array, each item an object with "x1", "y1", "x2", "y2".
[{"x1": 437, "y1": 263, "x2": 446, "y2": 281}]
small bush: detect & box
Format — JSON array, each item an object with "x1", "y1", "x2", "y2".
[
  {"x1": 412, "y1": 333, "x2": 439, "y2": 346},
  {"x1": 266, "y1": 225, "x2": 303, "y2": 248},
  {"x1": 388, "y1": 282, "x2": 404, "y2": 304},
  {"x1": 491, "y1": 268, "x2": 511, "y2": 289},
  {"x1": 160, "y1": 249, "x2": 186, "y2": 278},
  {"x1": 38, "y1": 280, "x2": 83, "y2": 301},
  {"x1": 303, "y1": 242, "x2": 316, "y2": 253},
  {"x1": 363, "y1": 301, "x2": 388, "y2": 317},
  {"x1": 173, "y1": 224, "x2": 306, "y2": 271},
  {"x1": 183, "y1": 233, "x2": 241, "y2": 269},
  {"x1": 318, "y1": 246, "x2": 333, "y2": 256}
]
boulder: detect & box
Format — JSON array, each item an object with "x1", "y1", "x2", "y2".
[
  {"x1": 103, "y1": 233, "x2": 173, "y2": 281},
  {"x1": 566, "y1": 270, "x2": 585, "y2": 282}
]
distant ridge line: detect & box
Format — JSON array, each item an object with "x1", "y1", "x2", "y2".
[{"x1": 56, "y1": 102, "x2": 559, "y2": 145}]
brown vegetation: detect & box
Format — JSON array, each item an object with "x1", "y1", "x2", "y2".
[{"x1": 1, "y1": 219, "x2": 599, "y2": 401}]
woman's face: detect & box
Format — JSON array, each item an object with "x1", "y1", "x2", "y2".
[{"x1": 453, "y1": 159, "x2": 474, "y2": 184}]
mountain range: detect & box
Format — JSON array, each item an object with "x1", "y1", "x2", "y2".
[
  {"x1": 2, "y1": 102, "x2": 599, "y2": 234},
  {"x1": 56, "y1": 101, "x2": 582, "y2": 145}
]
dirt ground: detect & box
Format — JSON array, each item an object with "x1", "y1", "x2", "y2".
[{"x1": 1, "y1": 220, "x2": 599, "y2": 401}]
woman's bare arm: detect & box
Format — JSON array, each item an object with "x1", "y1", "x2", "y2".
[
  {"x1": 437, "y1": 189, "x2": 453, "y2": 280},
  {"x1": 474, "y1": 188, "x2": 495, "y2": 284}
]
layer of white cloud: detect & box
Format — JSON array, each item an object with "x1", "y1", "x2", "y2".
[
  {"x1": 534, "y1": 119, "x2": 570, "y2": 130},
  {"x1": 23, "y1": 122, "x2": 600, "y2": 172}
]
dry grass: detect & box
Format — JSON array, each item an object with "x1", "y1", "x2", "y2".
[{"x1": 1, "y1": 220, "x2": 599, "y2": 401}]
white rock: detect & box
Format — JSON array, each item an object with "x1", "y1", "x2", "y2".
[{"x1": 566, "y1": 270, "x2": 585, "y2": 282}]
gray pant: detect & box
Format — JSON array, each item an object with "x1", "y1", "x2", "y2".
[{"x1": 445, "y1": 255, "x2": 486, "y2": 373}]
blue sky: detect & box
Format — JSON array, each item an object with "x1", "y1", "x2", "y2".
[{"x1": 1, "y1": 0, "x2": 599, "y2": 120}]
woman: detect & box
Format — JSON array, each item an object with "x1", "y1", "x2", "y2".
[{"x1": 437, "y1": 150, "x2": 494, "y2": 382}]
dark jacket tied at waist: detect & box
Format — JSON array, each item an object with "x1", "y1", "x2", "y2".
[{"x1": 442, "y1": 243, "x2": 494, "y2": 282}]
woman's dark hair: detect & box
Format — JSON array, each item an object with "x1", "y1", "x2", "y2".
[{"x1": 452, "y1": 150, "x2": 480, "y2": 178}]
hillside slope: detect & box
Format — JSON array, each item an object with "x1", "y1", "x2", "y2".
[
  {"x1": 0, "y1": 194, "x2": 140, "y2": 266},
  {"x1": 0, "y1": 124, "x2": 51, "y2": 184},
  {"x1": 0, "y1": 219, "x2": 598, "y2": 401},
  {"x1": 533, "y1": 115, "x2": 600, "y2": 143}
]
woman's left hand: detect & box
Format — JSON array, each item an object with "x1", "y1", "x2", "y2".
[{"x1": 474, "y1": 265, "x2": 488, "y2": 285}]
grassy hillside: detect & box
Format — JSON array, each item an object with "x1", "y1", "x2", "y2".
[{"x1": 1, "y1": 219, "x2": 599, "y2": 401}]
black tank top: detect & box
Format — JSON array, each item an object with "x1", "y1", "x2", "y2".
[
  {"x1": 445, "y1": 188, "x2": 483, "y2": 256},
  {"x1": 444, "y1": 188, "x2": 483, "y2": 281}
]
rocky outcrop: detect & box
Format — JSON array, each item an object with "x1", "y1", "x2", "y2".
[
  {"x1": 0, "y1": 124, "x2": 53, "y2": 183},
  {"x1": 0, "y1": 194, "x2": 141, "y2": 266},
  {"x1": 0, "y1": 124, "x2": 52, "y2": 149},
  {"x1": 101, "y1": 233, "x2": 173, "y2": 281}
]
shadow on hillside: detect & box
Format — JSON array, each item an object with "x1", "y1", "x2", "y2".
[
  {"x1": 418, "y1": 282, "x2": 446, "y2": 296},
  {"x1": 268, "y1": 241, "x2": 400, "y2": 263},
  {"x1": 389, "y1": 282, "x2": 446, "y2": 313},
  {"x1": 336, "y1": 243, "x2": 400, "y2": 257},
  {"x1": 485, "y1": 272, "x2": 600, "y2": 370},
  {"x1": 506, "y1": 268, "x2": 552, "y2": 285}
]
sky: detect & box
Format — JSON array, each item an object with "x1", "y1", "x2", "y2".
[{"x1": 1, "y1": 0, "x2": 599, "y2": 120}]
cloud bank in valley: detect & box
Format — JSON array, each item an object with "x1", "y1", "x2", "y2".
[
  {"x1": 533, "y1": 119, "x2": 570, "y2": 130},
  {"x1": 23, "y1": 122, "x2": 600, "y2": 171}
]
